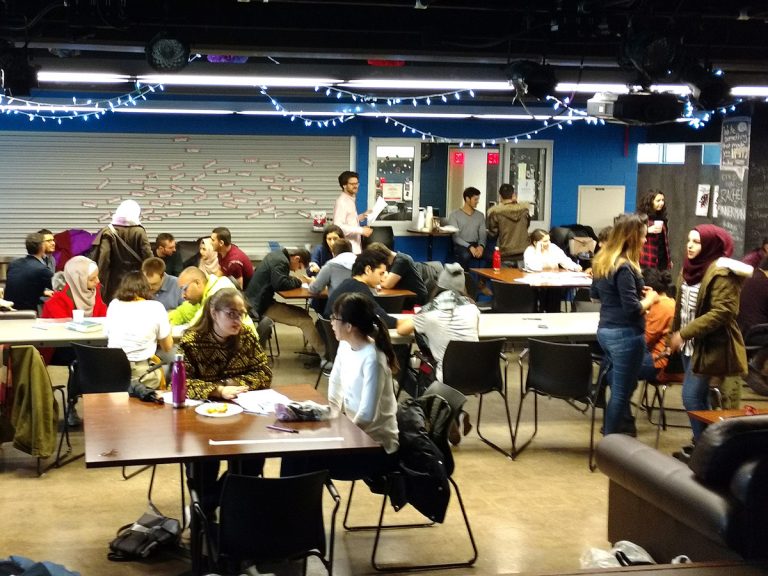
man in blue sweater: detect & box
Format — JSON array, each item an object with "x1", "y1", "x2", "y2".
[{"x1": 4, "y1": 233, "x2": 54, "y2": 311}]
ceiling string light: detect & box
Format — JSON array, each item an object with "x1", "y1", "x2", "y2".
[
  {"x1": 314, "y1": 85, "x2": 477, "y2": 108},
  {"x1": 0, "y1": 82, "x2": 165, "y2": 123}
]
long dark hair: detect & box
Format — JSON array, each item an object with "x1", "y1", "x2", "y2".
[
  {"x1": 191, "y1": 288, "x2": 247, "y2": 351},
  {"x1": 637, "y1": 189, "x2": 667, "y2": 221},
  {"x1": 333, "y1": 292, "x2": 399, "y2": 374},
  {"x1": 320, "y1": 224, "x2": 344, "y2": 261}
]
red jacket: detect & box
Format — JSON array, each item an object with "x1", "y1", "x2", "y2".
[{"x1": 41, "y1": 284, "x2": 107, "y2": 319}]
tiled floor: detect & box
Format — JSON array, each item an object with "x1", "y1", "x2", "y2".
[{"x1": 2, "y1": 327, "x2": 760, "y2": 575}]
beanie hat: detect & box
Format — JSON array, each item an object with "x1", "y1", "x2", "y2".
[{"x1": 437, "y1": 263, "x2": 466, "y2": 293}]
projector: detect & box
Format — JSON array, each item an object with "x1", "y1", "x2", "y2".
[{"x1": 587, "y1": 92, "x2": 684, "y2": 125}]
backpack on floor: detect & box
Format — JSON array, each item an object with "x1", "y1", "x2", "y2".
[{"x1": 107, "y1": 511, "x2": 181, "y2": 561}]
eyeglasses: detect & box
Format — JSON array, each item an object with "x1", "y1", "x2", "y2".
[
  {"x1": 329, "y1": 314, "x2": 342, "y2": 322},
  {"x1": 218, "y1": 308, "x2": 245, "y2": 320}
]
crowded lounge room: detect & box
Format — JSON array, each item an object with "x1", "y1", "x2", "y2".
[{"x1": 3, "y1": 1, "x2": 768, "y2": 575}]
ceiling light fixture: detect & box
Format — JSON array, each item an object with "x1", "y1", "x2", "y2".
[{"x1": 506, "y1": 60, "x2": 557, "y2": 100}]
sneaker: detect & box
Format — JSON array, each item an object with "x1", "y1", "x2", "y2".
[
  {"x1": 67, "y1": 408, "x2": 82, "y2": 427},
  {"x1": 459, "y1": 410, "x2": 473, "y2": 436},
  {"x1": 303, "y1": 354, "x2": 321, "y2": 369}
]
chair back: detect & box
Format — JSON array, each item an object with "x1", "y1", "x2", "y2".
[
  {"x1": 491, "y1": 280, "x2": 537, "y2": 313},
  {"x1": 442, "y1": 339, "x2": 505, "y2": 395},
  {"x1": 218, "y1": 471, "x2": 329, "y2": 565},
  {"x1": 572, "y1": 299, "x2": 601, "y2": 312},
  {"x1": 745, "y1": 323, "x2": 768, "y2": 350},
  {"x1": 374, "y1": 294, "x2": 405, "y2": 314},
  {"x1": 525, "y1": 338, "x2": 593, "y2": 401},
  {"x1": 421, "y1": 381, "x2": 466, "y2": 475},
  {"x1": 71, "y1": 344, "x2": 132, "y2": 394},
  {"x1": 317, "y1": 317, "x2": 339, "y2": 364}
]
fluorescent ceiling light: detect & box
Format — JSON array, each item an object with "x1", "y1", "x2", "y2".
[
  {"x1": 649, "y1": 84, "x2": 692, "y2": 95},
  {"x1": 113, "y1": 107, "x2": 234, "y2": 114},
  {"x1": 556, "y1": 83, "x2": 630, "y2": 93},
  {"x1": 475, "y1": 114, "x2": 570, "y2": 120},
  {"x1": 137, "y1": 74, "x2": 341, "y2": 87},
  {"x1": 341, "y1": 79, "x2": 511, "y2": 90},
  {"x1": 238, "y1": 110, "x2": 346, "y2": 116},
  {"x1": 731, "y1": 86, "x2": 768, "y2": 96},
  {"x1": 38, "y1": 71, "x2": 131, "y2": 84},
  {"x1": 359, "y1": 112, "x2": 471, "y2": 119}
]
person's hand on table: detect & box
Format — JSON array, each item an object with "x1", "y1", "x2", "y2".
[{"x1": 215, "y1": 381, "x2": 249, "y2": 400}]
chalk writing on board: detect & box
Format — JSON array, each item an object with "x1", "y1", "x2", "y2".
[{"x1": 717, "y1": 117, "x2": 751, "y2": 255}]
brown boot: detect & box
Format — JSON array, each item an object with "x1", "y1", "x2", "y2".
[{"x1": 448, "y1": 420, "x2": 461, "y2": 446}]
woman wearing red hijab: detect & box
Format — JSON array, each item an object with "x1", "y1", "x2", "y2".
[{"x1": 669, "y1": 224, "x2": 752, "y2": 452}]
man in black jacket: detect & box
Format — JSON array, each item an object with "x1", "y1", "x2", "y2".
[
  {"x1": 245, "y1": 248, "x2": 325, "y2": 358},
  {"x1": 4, "y1": 233, "x2": 54, "y2": 311}
]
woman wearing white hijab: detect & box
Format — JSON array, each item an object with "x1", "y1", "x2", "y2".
[
  {"x1": 42, "y1": 256, "x2": 107, "y2": 319},
  {"x1": 93, "y1": 199, "x2": 152, "y2": 302},
  {"x1": 198, "y1": 237, "x2": 221, "y2": 276}
]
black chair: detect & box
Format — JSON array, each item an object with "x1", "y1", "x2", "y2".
[
  {"x1": 515, "y1": 338, "x2": 603, "y2": 470},
  {"x1": 343, "y1": 381, "x2": 478, "y2": 571},
  {"x1": 490, "y1": 280, "x2": 538, "y2": 313},
  {"x1": 744, "y1": 323, "x2": 768, "y2": 358},
  {"x1": 192, "y1": 470, "x2": 340, "y2": 575},
  {"x1": 315, "y1": 317, "x2": 339, "y2": 389},
  {"x1": 442, "y1": 339, "x2": 516, "y2": 458},
  {"x1": 374, "y1": 294, "x2": 405, "y2": 314},
  {"x1": 364, "y1": 225, "x2": 395, "y2": 250}
]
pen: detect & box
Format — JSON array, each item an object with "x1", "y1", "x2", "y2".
[{"x1": 266, "y1": 424, "x2": 299, "y2": 434}]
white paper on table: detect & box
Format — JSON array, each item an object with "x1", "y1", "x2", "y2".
[
  {"x1": 367, "y1": 195, "x2": 389, "y2": 223},
  {"x1": 515, "y1": 272, "x2": 592, "y2": 286},
  {"x1": 234, "y1": 389, "x2": 293, "y2": 414}
]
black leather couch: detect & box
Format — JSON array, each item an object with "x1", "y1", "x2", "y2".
[{"x1": 596, "y1": 415, "x2": 768, "y2": 563}]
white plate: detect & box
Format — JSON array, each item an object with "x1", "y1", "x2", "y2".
[{"x1": 194, "y1": 403, "x2": 243, "y2": 418}]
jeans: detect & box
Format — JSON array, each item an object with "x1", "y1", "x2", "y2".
[
  {"x1": 453, "y1": 245, "x2": 490, "y2": 270},
  {"x1": 681, "y1": 355, "x2": 711, "y2": 441},
  {"x1": 597, "y1": 326, "x2": 646, "y2": 435},
  {"x1": 638, "y1": 350, "x2": 659, "y2": 382}
]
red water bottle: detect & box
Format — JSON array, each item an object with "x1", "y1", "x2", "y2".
[{"x1": 492, "y1": 246, "x2": 501, "y2": 272}]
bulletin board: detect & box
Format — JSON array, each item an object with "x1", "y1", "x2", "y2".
[
  {"x1": 0, "y1": 132, "x2": 351, "y2": 256},
  {"x1": 577, "y1": 185, "x2": 626, "y2": 233}
]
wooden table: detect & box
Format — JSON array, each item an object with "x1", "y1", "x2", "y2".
[
  {"x1": 688, "y1": 408, "x2": 768, "y2": 425},
  {"x1": 0, "y1": 317, "x2": 186, "y2": 347},
  {"x1": 471, "y1": 267, "x2": 592, "y2": 287},
  {"x1": 278, "y1": 286, "x2": 416, "y2": 300},
  {"x1": 406, "y1": 228, "x2": 453, "y2": 261},
  {"x1": 84, "y1": 384, "x2": 379, "y2": 575}
]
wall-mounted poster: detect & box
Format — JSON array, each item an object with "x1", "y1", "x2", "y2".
[
  {"x1": 696, "y1": 184, "x2": 711, "y2": 216},
  {"x1": 382, "y1": 182, "x2": 403, "y2": 201}
]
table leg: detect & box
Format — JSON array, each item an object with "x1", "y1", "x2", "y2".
[{"x1": 426, "y1": 235, "x2": 434, "y2": 261}]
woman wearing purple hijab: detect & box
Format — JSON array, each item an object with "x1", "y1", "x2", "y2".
[{"x1": 669, "y1": 224, "x2": 752, "y2": 453}]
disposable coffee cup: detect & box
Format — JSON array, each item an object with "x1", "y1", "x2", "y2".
[
  {"x1": 654, "y1": 220, "x2": 663, "y2": 228},
  {"x1": 72, "y1": 309, "x2": 85, "y2": 323}
]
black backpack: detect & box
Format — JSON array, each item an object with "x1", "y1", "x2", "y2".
[{"x1": 107, "y1": 511, "x2": 181, "y2": 562}]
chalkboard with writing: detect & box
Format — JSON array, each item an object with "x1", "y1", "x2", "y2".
[
  {"x1": 717, "y1": 117, "x2": 751, "y2": 256},
  {"x1": 746, "y1": 137, "x2": 768, "y2": 253}
]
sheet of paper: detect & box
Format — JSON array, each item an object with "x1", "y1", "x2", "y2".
[
  {"x1": 515, "y1": 272, "x2": 592, "y2": 286},
  {"x1": 234, "y1": 388, "x2": 293, "y2": 414},
  {"x1": 367, "y1": 195, "x2": 389, "y2": 223}
]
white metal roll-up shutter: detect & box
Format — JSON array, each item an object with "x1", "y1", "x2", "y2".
[{"x1": 0, "y1": 132, "x2": 351, "y2": 257}]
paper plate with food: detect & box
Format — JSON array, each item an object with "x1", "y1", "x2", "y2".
[{"x1": 195, "y1": 402, "x2": 243, "y2": 418}]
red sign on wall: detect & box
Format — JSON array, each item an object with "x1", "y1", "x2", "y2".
[
  {"x1": 452, "y1": 151, "x2": 465, "y2": 165},
  {"x1": 487, "y1": 152, "x2": 500, "y2": 165}
]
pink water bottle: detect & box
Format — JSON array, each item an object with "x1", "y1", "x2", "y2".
[
  {"x1": 171, "y1": 353, "x2": 187, "y2": 408},
  {"x1": 492, "y1": 246, "x2": 501, "y2": 272}
]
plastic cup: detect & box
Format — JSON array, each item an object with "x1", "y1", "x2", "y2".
[{"x1": 72, "y1": 309, "x2": 85, "y2": 323}]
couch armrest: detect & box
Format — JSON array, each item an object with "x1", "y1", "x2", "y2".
[{"x1": 596, "y1": 435, "x2": 735, "y2": 546}]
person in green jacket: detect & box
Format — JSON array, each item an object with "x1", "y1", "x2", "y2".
[{"x1": 669, "y1": 224, "x2": 752, "y2": 452}]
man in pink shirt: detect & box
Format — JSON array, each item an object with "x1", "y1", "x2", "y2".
[
  {"x1": 210, "y1": 227, "x2": 254, "y2": 289},
  {"x1": 333, "y1": 170, "x2": 372, "y2": 254}
]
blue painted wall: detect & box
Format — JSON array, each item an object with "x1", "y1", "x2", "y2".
[{"x1": 1, "y1": 106, "x2": 645, "y2": 261}]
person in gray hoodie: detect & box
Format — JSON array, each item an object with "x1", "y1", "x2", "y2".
[{"x1": 308, "y1": 238, "x2": 355, "y2": 313}]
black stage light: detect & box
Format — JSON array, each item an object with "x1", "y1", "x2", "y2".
[
  {"x1": 146, "y1": 33, "x2": 190, "y2": 72},
  {"x1": 681, "y1": 64, "x2": 731, "y2": 110},
  {"x1": 506, "y1": 60, "x2": 557, "y2": 101}
]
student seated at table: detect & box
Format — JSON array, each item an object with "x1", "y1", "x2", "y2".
[
  {"x1": 308, "y1": 238, "x2": 355, "y2": 312},
  {"x1": 179, "y1": 288, "x2": 272, "y2": 514},
  {"x1": 281, "y1": 292, "x2": 398, "y2": 479},
  {"x1": 105, "y1": 271, "x2": 173, "y2": 390},
  {"x1": 142, "y1": 257, "x2": 184, "y2": 312},
  {"x1": 308, "y1": 224, "x2": 344, "y2": 276},
  {"x1": 524, "y1": 228, "x2": 582, "y2": 313},
  {"x1": 367, "y1": 241, "x2": 428, "y2": 308}
]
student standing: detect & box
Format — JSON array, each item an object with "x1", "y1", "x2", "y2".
[
  {"x1": 590, "y1": 214, "x2": 658, "y2": 435},
  {"x1": 669, "y1": 225, "x2": 751, "y2": 452},
  {"x1": 637, "y1": 189, "x2": 671, "y2": 270},
  {"x1": 333, "y1": 171, "x2": 371, "y2": 254}
]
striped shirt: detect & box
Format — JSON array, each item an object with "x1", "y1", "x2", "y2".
[{"x1": 679, "y1": 281, "x2": 701, "y2": 357}]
